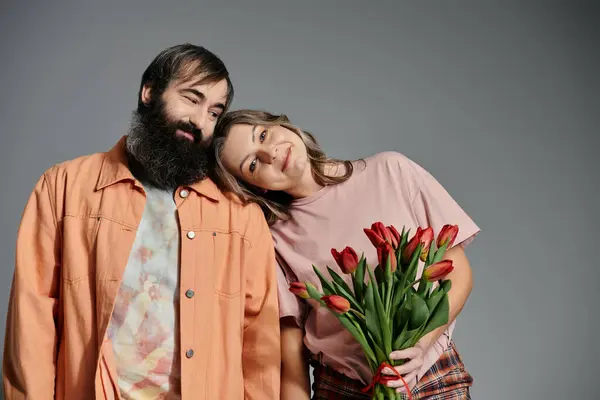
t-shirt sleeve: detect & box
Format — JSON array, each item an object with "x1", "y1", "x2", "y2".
[
  {"x1": 276, "y1": 259, "x2": 307, "y2": 328},
  {"x1": 406, "y1": 157, "x2": 480, "y2": 249}
]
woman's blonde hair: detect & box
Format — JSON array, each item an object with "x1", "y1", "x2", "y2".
[{"x1": 211, "y1": 109, "x2": 360, "y2": 225}]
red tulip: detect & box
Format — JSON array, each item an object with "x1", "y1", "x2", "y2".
[
  {"x1": 437, "y1": 224, "x2": 459, "y2": 249},
  {"x1": 377, "y1": 242, "x2": 397, "y2": 272},
  {"x1": 402, "y1": 227, "x2": 435, "y2": 262},
  {"x1": 321, "y1": 295, "x2": 351, "y2": 314},
  {"x1": 364, "y1": 222, "x2": 394, "y2": 248},
  {"x1": 289, "y1": 282, "x2": 309, "y2": 299},
  {"x1": 331, "y1": 247, "x2": 359, "y2": 274},
  {"x1": 422, "y1": 260, "x2": 454, "y2": 282},
  {"x1": 387, "y1": 225, "x2": 401, "y2": 249},
  {"x1": 402, "y1": 227, "x2": 422, "y2": 263},
  {"x1": 419, "y1": 227, "x2": 434, "y2": 261}
]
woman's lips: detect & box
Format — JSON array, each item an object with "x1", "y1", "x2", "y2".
[{"x1": 282, "y1": 147, "x2": 292, "y2": 172}]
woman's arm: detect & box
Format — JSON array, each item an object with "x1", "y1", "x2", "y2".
[
  {"x1": 280, "y1": 317, "x2": 311, "y2": 400},
  {"x1": 386, "y1": 244, "x2": 474, "y2": 391}
]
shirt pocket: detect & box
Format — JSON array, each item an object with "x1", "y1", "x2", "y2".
[
  {"x1": 211, "y1": 232, "x2": 243, "y2": 298},
  {"x1": 62, "y1": 215, "x2": 102, "y2": 283}
]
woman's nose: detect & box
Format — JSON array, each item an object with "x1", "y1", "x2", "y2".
[{"x1": 258, "y1": 147, "x2": 277, "y2": 163}]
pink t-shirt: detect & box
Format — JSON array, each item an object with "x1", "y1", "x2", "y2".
[{"x1": 271, "y1": 151, "x2": 480, "y2": 384}]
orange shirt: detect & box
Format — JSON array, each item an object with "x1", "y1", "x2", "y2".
[{"x1": 3, "y1": 137, "x2": 280, "y2": 399}]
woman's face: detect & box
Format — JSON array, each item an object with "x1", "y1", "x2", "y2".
[{"x1": 220, "y1": 123, "x2": 310, "y2": 192}]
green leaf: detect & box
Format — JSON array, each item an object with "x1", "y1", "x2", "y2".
[
  {"x1": 401, "y1": 228, "x2": 410, "y2": 249},
  {"x1": 312, "y1": 265, "x2": 337, "y2": 295},
  {"x1": 327, "y1": 266, "x2": 353, "y2": 294},
  {"x1": 305, "y1": 283, "x2": 325, "y2": 306},
  {"x1": 337, "y1": 313, "x2": 377, "y2": 365},
  {"x1": 392, "y1": 320, "x2": 410, "y2": 350},
  {"x1": 374, "y1": 264, "x2": 384, "y2": 285},
  {"x1": 416, "y1": 275, "x2": 428, "y2": 297},
  {"x1": 366, "y1": 330, "x2": 388, "y2": 364},
  {"x1": 425, "y1": 281, "x2": 434, "y2": 296},
  {"x1": 426, "y1": 289, "x2": 444, "y2": 314},
  {"x1": 385, "y1": 266, "x2": 394, "y2": 315},
  {"x1": 393, "y1": 297, "x2": 410, "y2": 335},
  {"x1": 405, "y1": 327, "x2": 424, "y2": 348},
  {"x1": 367, "y1": 265, "x2": 392, "y2": 357},
  {"x1": 331, "y1": 280, "x2": 363, "y2": 313},
  {"x1": 440, "y1": 279, "x2": 452, "y2": 293},
  {"x1": 364, "y1": 280, "x2": 383, "y2": 345},
  {"x1": 406, "y1": 243, "x2": 423, "y2": 283},
  {"x1": 432, "y1": 242, "x2": 449, "y2": 264},
  {"x1": 390, "y1": 279, "x2": 406, "y2": 325},
  {"x1": 352, "y1": 255, "x2": 366, "y2": 303},
  {"x1": 420, "y1": 293, "x2": 449, "y2": 338},
  {"x1": 409, "y1": 294, "x2": 429, "y2": 331},
  {"x1": 398, "y1": 228, "x2": 410, "y2": 274},
  {"x1": 425, "y1": 240, "x2": 436, "y2": 266},
  {"x1": 395, "y1": 326, "x2": 422, "y2": 349}
]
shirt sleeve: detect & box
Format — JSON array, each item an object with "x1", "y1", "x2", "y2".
[
  {"x1": 406, "y1": 157, "x2": 480, "y2": 249},
  {"x1": 3, "y1": 170, "x2": 61, "y2": 399},
  {"x1": 276, "y1": 253, "x2": 308, "y2": 328},
  {"x1": 242, "y1": 205, "x2": 281, "y2": 399}
]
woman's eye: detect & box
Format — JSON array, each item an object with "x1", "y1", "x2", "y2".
[
  {"x1": 249, "y1": 159, "x2": 257, "y2": 173},
  {"x1": 259, "y1": 130, "x2": 267, "y2": 142}
]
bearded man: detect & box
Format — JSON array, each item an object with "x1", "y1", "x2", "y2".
[{"x1": 3, "y1": 43, "x2": 280, "y2": 400}]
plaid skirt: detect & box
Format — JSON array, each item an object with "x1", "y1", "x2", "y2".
[{"x1": 310, "y1": 341, "x2": 473, "y2": 400}]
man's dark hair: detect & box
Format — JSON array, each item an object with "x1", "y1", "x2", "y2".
[{"x1": 137, "y1": 43, "x2": 233, "y2": 112}]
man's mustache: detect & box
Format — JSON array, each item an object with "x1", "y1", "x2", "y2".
[{"x1": 176, "y1": 121, "x2": 203, "y2": 142}]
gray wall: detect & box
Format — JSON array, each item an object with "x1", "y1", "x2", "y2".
[{"x1": 1, "y1": 1, "x2": 598, "y2": 399}]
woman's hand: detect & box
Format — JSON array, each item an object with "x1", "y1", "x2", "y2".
[{"x1": 382, "y1": 343, "x2": 426, "y2": 393}]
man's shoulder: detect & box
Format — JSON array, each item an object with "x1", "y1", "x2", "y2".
[
  {"x1": 47, "y1": 151, "x2": 106, "y2": 174},
  {"x1": 40, "y1": 150, "x2": 108, "y2": 191},
  {"x1": 218, "y1": 190, "x2": 264, "y2": 219},
  {"x1": 213, "y1": 189, "x2": 268, "y2": 237}
]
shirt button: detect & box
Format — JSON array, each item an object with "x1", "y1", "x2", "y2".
[
  {"x1": 180, "y1": 189, "x2": 189, "y2": 198},
  {"x1": 187, "y1": 231, "x2": 196, "y2": 239},
  {"x1": 185, "y1": 289, "x2": 195, "y2": 299},
  {"x1": 186, "y1": 349, "x2": 194, "y2": 358}
]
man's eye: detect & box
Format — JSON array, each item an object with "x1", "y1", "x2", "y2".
[
  {"x1": 186, "y1": 97, "x2": 198, "y2": 105},
  {"x1": 249, "y1": 159, "x2": 257, "y2": 173}
]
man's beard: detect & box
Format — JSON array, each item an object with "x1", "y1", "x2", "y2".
[{"x1": 126, "y1": 97, "x2": 210, "y2": 190}]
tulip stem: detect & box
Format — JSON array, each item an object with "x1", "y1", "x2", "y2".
[{"x1": 350, "y1": 309, "x2": 366, "y2": 321}]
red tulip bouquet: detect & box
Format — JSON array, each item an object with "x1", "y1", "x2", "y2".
[{"x1": 289, "y1": 222, "x2": 459, "y2": 400}]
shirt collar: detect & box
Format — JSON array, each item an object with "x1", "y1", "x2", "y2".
[{"x1": 95, "y1": 136, "x2": 221, "y2": 202}]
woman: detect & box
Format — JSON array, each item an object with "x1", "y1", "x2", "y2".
[{"x1": 211, "y1": 110, "x2": 479, "y2": 399}]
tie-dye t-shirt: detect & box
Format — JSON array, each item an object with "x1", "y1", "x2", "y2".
[{"x1": 107, "y1": 185, "x2": 181, "y2": 399}]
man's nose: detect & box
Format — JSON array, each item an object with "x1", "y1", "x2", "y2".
[
  {"x1": 189, "y1": 113, "x2": 209, "y2": 140},
  {"x1": 189, "y1": 112, "x2": 207, "y2": 131}
]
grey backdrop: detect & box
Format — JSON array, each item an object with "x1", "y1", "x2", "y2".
[{"x1": 1, "y1": 1, "x2": 598, "y2": 399}]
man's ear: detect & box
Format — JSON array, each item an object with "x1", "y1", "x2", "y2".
[{"x1": 140, "y1": 84, "x2": 153, "y2": 105}]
